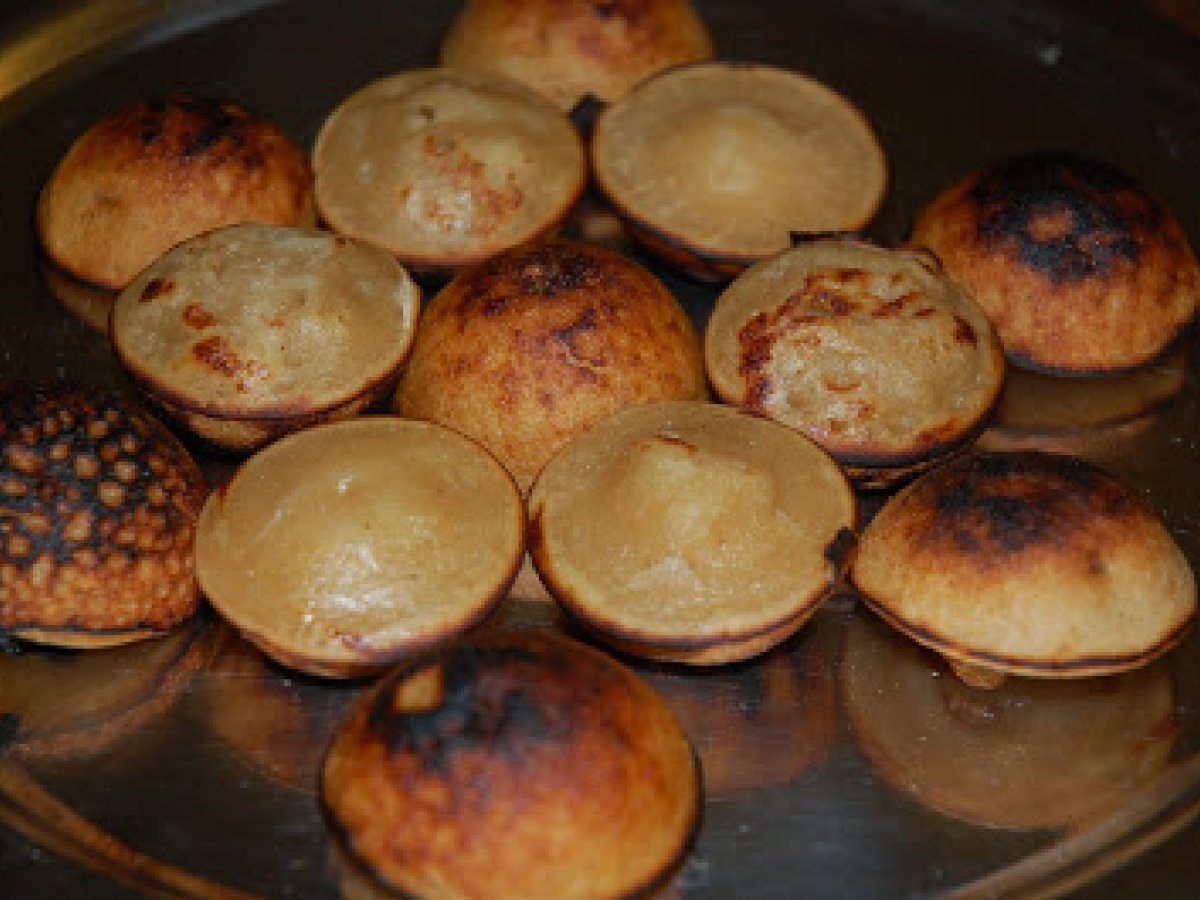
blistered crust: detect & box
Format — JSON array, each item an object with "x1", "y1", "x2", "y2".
[
  {"x1": 313, "y1": 68, "x2": 586, "y2": 274},
  {"x1": 111, "y1": 224, "x2": 421, "y2": 452},
  {"x1": 0, "y1": 383, "x2": 205, "y2": 642},
  {"x1": 705, "y1": 239, "x2": 1004, "y2": 480}
]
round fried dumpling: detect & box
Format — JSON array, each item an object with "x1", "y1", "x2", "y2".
[
  {"x1": 394, "y1": 237, "x2": 705, "y2": 492},
  {"x1": 706, "y1": 237, "x2": 1004, "y2": 487},
  {"x1": 0, "y1": 382, "x2": 206, "y2": 648},
  {"x1": 440, "y1": 0, "x2": 715, "y2": 110},
  {"x1": 36, "y1": 94, "x2": 313, "y2": 331},
  {"x1": 313, "y1": 68, "x2": 586, "y2": 276},
  {"x1": 530, "y1": 400, "x2": 856, "y2": 664},
  {"x1": 911, "y1": 152, "x2": 1200, "y2": 374},
  {"x1": 321, "y1": 629, "x2": 699, "y2": 899},
  {"x1": 851, "y1": 450, "x2": 1196, "y2": 687},
  {"x1": 592, "y1": 62, "x2": 886, "y2": 280},
  {"x1": 195, "y1": 417, "x2": 524, "y2": 677},
  {"x1": 111, "y1": 224, "x2": 420, "y2": 453}
]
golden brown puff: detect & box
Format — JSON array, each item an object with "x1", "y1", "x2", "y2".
[
  {"x1": 195, "y1": 417, "x2": 525, "y2": 679},
  {"x1": 321, "y1": 629, "x2": 700, "y2": 900},
  {"x1": 312, "y1": 68, "x2": 586, "y2": 278},
  {"x1": 0, "y1": 382, "x2": 206, "y2": 647},
  {"x1": 911, "y1": 152, "x2": 1200, "y2": 375},
  {"x1": 592, "y1": 62, "x2": 887, "y2": 281},
  {"x1": 851, "y1": 450, "x2": 1196, "y2": 685},
  {"x1": 440, "y1": 0, "x2": 715, "y2": 111},
  {"x1": 36, "y1": 95, "x2": 314, "y2": 331},
  {"x1": 394, "y1": 237, "x2": 706, "y2": 492},
  {"x1": 529, "y1": 400, "x2": 856, "y2": 665}
]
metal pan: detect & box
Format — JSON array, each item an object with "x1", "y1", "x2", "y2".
[{"x1": 1, "y1": 1, "x2": 1199, "y2": 896}]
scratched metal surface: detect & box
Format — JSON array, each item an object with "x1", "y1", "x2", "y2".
[{"x1": 0, "y1": 1, "x2": 1199, "y2": 897}]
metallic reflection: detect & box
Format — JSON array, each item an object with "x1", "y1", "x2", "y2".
[
  {"x1": 0, "y1": 616, "x2": 215, "y2": 761},
  {"x1": 843, "y1": 612, "x2": 1180, "y2": 832}
]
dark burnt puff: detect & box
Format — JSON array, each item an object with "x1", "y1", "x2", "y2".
[
  {"x1": 918, "y1": 451, "x2": 1140, "y2": 564},
  {"x1": 0, "y1": 382, "x2": 206, "y2": 647},
  {"x1": 321, "y1": 629, "x2": 700, "y2": 900},
  {"x1": 970, "y1": 153, "x2": 1149, "y2": 283},
  {"x1": 851, "y1": 449, "x2": 1196, "y2": 687},
  {"x1": 912, "y1": 152, "x2": 1199, "y2": 374},
  {"x1": 363, "y1": 643, "x2": 580, "y2": 773},
  {"x1": 131, "y1": 96, "x2": 268, "y2": 162}
]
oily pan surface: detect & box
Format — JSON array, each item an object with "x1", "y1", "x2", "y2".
[{"x1": 1, "y1": 1, "x2": 1199, "y2": 898}]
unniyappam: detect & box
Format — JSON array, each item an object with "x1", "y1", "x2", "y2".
[
  {"x1": 851, "y1": 450, "x2": 1196, "y2": 687},
  {"x1": 37, "y1": 94, "x2": 313, "y2": 331},
  {"x1": 911, "y1": 152, "x2": 1200, "y2": 375},
  {"x1": 706, "y1": 237, "x2": 1004, "y2": 487},
  {"x1": 111, "y1": 224, "x2": 421, "y2": 453},
  {"x1": 530, "y1": 400, "x2": 856, "y2": 664},
  {"x1": 321, "y1": 629, "x2": 700, "y2": 899},
  {"x1": 195, "y1": 417, "x2": 524, "y2": 677}
]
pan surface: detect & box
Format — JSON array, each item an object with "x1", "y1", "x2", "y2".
[{"x1": 1, "y1": 1, "x2": 1199, "y2": 897}]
